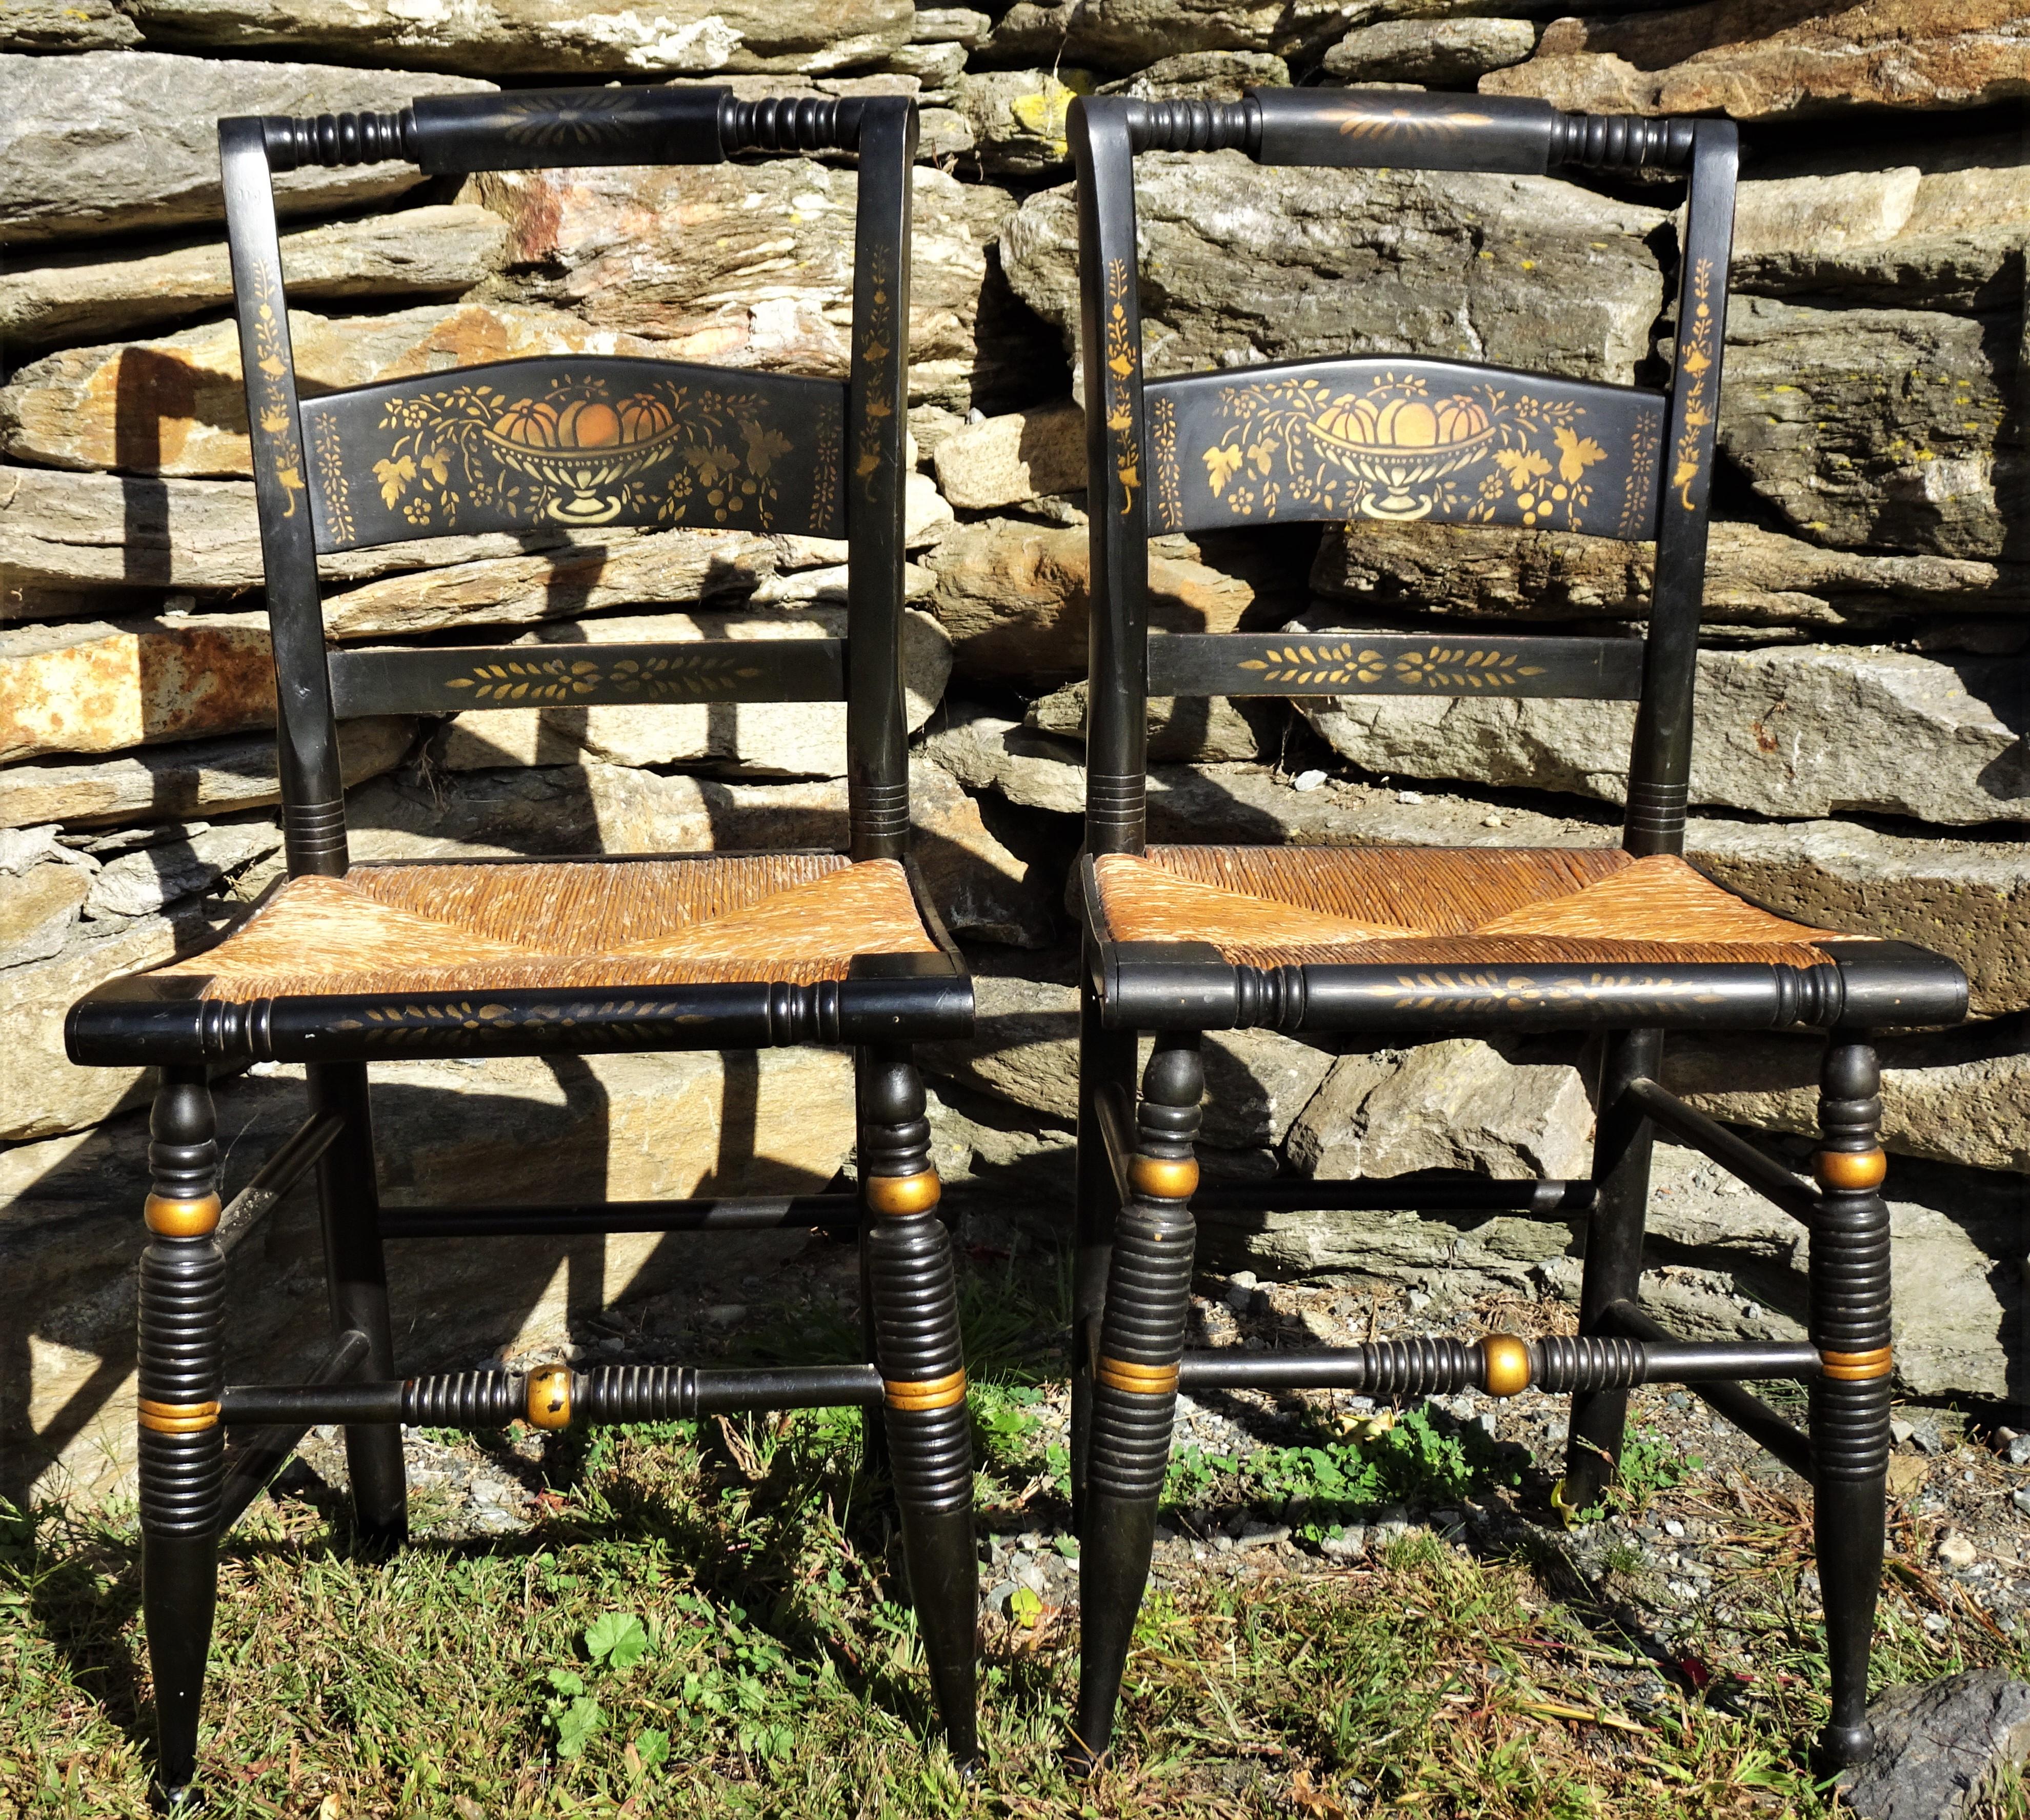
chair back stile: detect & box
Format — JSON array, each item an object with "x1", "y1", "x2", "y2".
[
  {"x1": 1069, "y1": 90, "x2": 1739, "y2": 865},
  {"x1": 218, "y1": 89, "x2": 918, "y2": 880}
]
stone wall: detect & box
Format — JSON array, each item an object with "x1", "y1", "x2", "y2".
[{"x1": 3, "y1": 0, "x2": 2026, "y2": 1503}]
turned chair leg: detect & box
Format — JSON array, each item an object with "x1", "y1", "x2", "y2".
[
  {"x1": 1561, "y1": 1027, "x2": 1663, "y2": 1513},
  {"x1": 1073, "y1": 1033, "x2": 1202, "y2": 1772},
  {"x1": 307, "y1": 1063, "x2": 407, "y2": 1545},
  {"x1": 137, "y1": 1067, "x2": 227, "y2": 1805},
  {"x1": 860, "y1": 1044, "x2": 980, "y2": 1770},
  {"x1": 1071, "y1": 972, "x2": 1136, "y2": 1531},
  {"x1": 1812, "y1": 1035, "x2": 1893, "y2": 1767}
]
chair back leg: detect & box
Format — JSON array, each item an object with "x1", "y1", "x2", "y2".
[
  {"x1": 1073, "y1": 1033, "x2": 1202, "y2": 1771},
  {"x1": 310, "y1": 1062, "x2": 408, "y2": 1544},
  {"x1": 1560, "y1": 1027, "x2": 1664, "y2": 1512},
  {"x1": 136, "y1": 1066, "x2": 226, "y2": 1803},
  {"x1": 1811, "y1": 1035, "x2": 1893, "y2": 1766},
  {"x1": 1071, "y1": 972, "x2": 1137, "y2": 1530},
  {"x1": 859, "y1": 1044, "x2": 981, "y2": 1769}
]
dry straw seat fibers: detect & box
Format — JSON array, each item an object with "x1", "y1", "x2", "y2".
[
  {"x1": 1093, "y1": 846, "x2": 1854, "y2": 970},
  {"x1": 159, "y1": 853, "x2": 936, "y2": 999}
]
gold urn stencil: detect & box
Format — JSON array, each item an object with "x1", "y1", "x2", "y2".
[
  {"x1": 341, "y1": 370, "x2": 835, "y2": 534},
  {"x1": 1190, "y1": 371, "x2": 1613, "y2": 529}
]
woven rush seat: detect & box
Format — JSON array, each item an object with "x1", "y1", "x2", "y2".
[
  {"x1": 1093, "y1": 845, "x2": 1856, "y2": 970},
  {"x1": 160, "y1": 853, "x2": 936, "y2": 999}
]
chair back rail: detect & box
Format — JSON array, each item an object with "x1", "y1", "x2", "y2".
[
  {"x1": 1143, "y1": 358, "x2": 1665, "y2": 541},
  {"x1": 220, "y1": 86, "x2": 915, "y2": 880},
  {"x1": 1069, "y1": 88, "x2": 1737, "y2": 861},
  {"x1": 301, "y1": 360, "x2": 847, "y2": 552},
  {"x1": 327, "y1": 639, "x2": 848, "y2": 720}
]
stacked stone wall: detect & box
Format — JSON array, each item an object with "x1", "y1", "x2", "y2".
[{"x1": 3, "y1": 0, "x2": 2025, "y2": 1501}]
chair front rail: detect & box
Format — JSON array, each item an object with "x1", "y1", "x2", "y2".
[
  {"x1": 378, "y1": 1194, "x2": 861, "y2": 1238},
  {"x1": 69, "y1": 964, "x2": 971, "y2": 1067},
  {"x1": 327, "y1": 640, "x2": 848, "y2": 719},
  {"x1": 221, "y1": 1363, "x2": 885, "y2": 1429}
]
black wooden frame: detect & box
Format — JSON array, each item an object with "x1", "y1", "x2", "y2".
[
  {"x1": 1064, "y1": 89, "x2": 1967, "y2": 1774},
  {"x1": 67, "y1": 88, "x2": 981, "y2": 1802}
]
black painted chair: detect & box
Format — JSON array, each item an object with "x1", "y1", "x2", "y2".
[
  {"x1": 1063, "y1": 90, "x2": 1966, "y2": 1772},
  {"x1": 66, "y1": 88, "x2": 979, "y2": 1801}
]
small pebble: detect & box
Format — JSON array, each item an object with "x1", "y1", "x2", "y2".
[
  {"x1": 2007, "y1": 1434, "x2": 2030, "y2": 1467},
  {"x1": 1936, "y1": 1533, "x2": 1977, "y2": 1571},
  {"x1": 1237, "y1": 1522, "x2": 1290, "y2": 1550},
  {"x1": 1292, "y1": 769, "x2": 1328, "y2": 793},
  {"x1": 1396, "y1": 790, "x2": 1426, "y2": 804}
]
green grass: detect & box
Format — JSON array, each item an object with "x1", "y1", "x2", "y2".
[{"x1": 2, "y1": 1265, "x2": 2024, "y2": 1816}]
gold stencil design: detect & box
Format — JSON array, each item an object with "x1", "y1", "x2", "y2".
[
  {"x1": 1103, "y1": 258, "x2": 1142, "y2": 517},
  {"x1": 1337, "y1": 103, "x2": 1493, "y2": 140},
  {"x1": 250, "y1": 260, "x2": 307, "y2": 520},
  {"x1": 333, "y1": 998, "x2": 694, "y2": 1045},
  {"x1": 811, "y1": 393, "x2": 842, "y2": 530},
  {"x1": 369, "y1": 374, "x2": 795, "y2": 531},
  {"x1": 443, "y1": 651, "x2": 765, "y2": 704},
  {"x1": 1150, "y1": 393, "x2": 1183, "y2": 532},
  {"x1": 1198, "y1": 373, "x2": 1610, "y2": 528},
  {"x1": 1237, "y1": 642, "x2": 1547, "y2": 689},
  {"x1": 311, "y1": 414, "x2": 353, "y2": 545},
  {"x1": 1381, "y1": 971, "x2": 1727, "y2": 1013},
  {"x1": 494, "y1": 90, "x2": 639, "y2": 151},
  {"x1": 855, "y1": 280, "x2": 897, "y2": 499},
  {"x1": 1618, "y1": 411, "x2": 1659, "y2": 538},
  {"x1": 1670, "y1": 258, "x2": 1717, "y2": 512}
]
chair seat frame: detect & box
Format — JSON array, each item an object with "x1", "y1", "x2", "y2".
[
  {"x1": 66, "y1": 86, "x2": 982, "y2": 1802},
  {"x1": 1062, "y1": 89, "x2": 1968, "y2": 1775}
]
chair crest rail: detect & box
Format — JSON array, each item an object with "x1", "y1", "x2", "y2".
[
  {"x1": 257, "y1": 86, "x2": 874, "y2": 174},
  {"x1": 1120, "y1": 90, "x2": 1696, "y2": 174}
]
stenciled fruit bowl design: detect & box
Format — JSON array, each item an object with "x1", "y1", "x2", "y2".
[
  {"x1": 1303, "y1": 386, "x2": 1497, "y2": 519},
  {"x1": 481, "y1": 391, "x2": 690, "y2": 523}
]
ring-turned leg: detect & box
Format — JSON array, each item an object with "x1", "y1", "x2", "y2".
[
  {"x1": 860, "y1": 1044, "x2": 979, "y2": 1769},
  {"x1": 1812, "y1": 1035, "x2": 1893, "y2": 1767},
  {"x1": 309, "y1": 1062, "x2": 406, "y2": 1544},
  {"x1": 137, "y1": 1067, "x2": 227, "y2": 1805},
  {"x1": 1071, "y1": 967, "x2": 1136, "y2": 1530},
  {"x1": 1561, "y1": 1027, "x2": 1662, "y2": 1513},
  {"x1": 1073, "y1": 1033, "x2": 1202, "y2": 1772}
]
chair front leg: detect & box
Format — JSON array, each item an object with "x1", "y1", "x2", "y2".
[
  {"x1": 1561, "y1": 1026, "x2": 1662, "y2": 1513},
  {"x1": 1811, "y1": 1034, "x2": 1893, "y2": 1767},
  {"x1": 309, "y1": 1062, "x2": 406, "y2": 1544},
  {"x1": 860, "y1": 1043, "x2": 980, "y2": 1770},
  {"x1": 1073, "y1": 1032, "x2": 1202, "y2": 1772},
  {"x1": 137, "y1": 1066, "x2": 227, "y2": 1805}
]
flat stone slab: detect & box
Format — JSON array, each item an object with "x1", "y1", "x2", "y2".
[
  {"x1": 119, "y1": 0, "x2": 912, "y2": 76},
  {"x1": 1298, "y1": 640, "x2": 2030, "y2": 825},
  {"x1": 1002, "y1": 154, "x2": 1666, "y2": 388},
  {"x1": 1484, "y1": 0, "x2": 2030, "y2": 124},
  {"x1": 0, "y1": 52, "x2": 489, "y2": 246},
  {"x1": 3, "y1": 203, "x2": 508, "y2": 354},
  {"x1": 1843, "y1": 1670, "x2": 2030, "y2": 1820}
]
